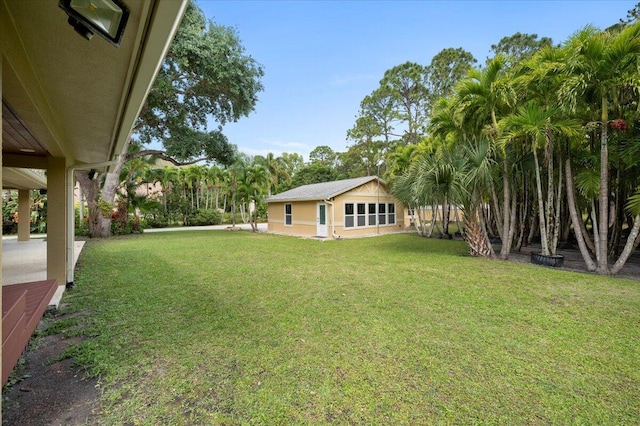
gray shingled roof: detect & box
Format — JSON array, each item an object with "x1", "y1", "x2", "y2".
[{"x1": 266, "y1": 176, "x2": 382, "y2": 202}]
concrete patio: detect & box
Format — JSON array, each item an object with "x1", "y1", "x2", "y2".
[{"x1": 2, "y1": 236, "x2": 85, "y2": 307}]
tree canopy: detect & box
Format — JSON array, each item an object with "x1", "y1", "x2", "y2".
[{"x1": 134, "y1": 0, "x2": 264, "y2": 165}]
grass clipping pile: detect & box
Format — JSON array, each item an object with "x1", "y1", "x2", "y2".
[{"x1": 2, "y1": 307, "x2": 100, "y2": 425}]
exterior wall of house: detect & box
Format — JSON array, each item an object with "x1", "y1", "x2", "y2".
[
  {"x1": 268, "y1": 200, "x2": 320, "y2": 237},
  {"x1": 402, "y1": 206, "x2": 465, "y2": 230},
  {"x1": 331, "y1": 181, "x2": 405, "y2": 238},
  {"x1": 268, "y1": 181, "x2": 408, "y2": 238}
]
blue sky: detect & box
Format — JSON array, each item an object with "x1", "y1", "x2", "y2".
[{"x1": 198, "y1": 0, "x2": 636, "y2": 161}]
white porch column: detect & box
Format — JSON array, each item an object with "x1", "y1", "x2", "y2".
[
  {"x1": 17, "y1": 189, "x2": 30, "y2": 241},
  {"x1": 47, "y1": 156, "x2": 68, "y2": 284}
]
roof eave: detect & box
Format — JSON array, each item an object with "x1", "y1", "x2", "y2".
[{"x1": 107, "y1": 0, "x2": 188, "y2": 167}]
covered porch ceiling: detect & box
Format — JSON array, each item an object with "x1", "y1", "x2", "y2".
[{"x1": 1, "y1": 0, "x2": 187, "y2": 190}]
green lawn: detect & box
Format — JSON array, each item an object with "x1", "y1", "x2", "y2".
[{"x1": 58, "y1": 231, "x2": 639, "y2": 424}]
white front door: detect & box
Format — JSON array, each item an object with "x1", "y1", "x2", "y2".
[{"x1": 317, "y1": 203, "x2": 328, "y2": 237}]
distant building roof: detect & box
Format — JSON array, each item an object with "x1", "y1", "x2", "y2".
[{"x1": 266, "y1": 176, "x2": 384, "y2": 202}]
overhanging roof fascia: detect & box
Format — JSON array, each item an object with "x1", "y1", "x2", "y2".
[
  {"x1": 266, "y1": 176, "x2": 385, "y2": 203},
  {"x1": 2, "y1": 167, "x2": 47, "y2": 190},
  {"x1": 325, "y1": 176, "x2": 382, "y2": 198},
  {"x1": 108, "y1": 0, "x2": 188, "y2": 165},
  {"x1": 267, "y1": 197, "x2": 327, "y2": 203}
]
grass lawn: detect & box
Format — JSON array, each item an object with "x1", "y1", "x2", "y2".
[{"x1": 58, "y1": 231, "x2": 639, "y2": 424}]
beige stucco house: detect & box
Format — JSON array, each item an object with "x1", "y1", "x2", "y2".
[{"x1": 266, "y1": 176, "x2": 408, "y2": 239}]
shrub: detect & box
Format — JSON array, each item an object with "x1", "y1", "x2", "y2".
[
  {"x1": 186, "y1": 209, "x2": 223, "y2": 226},
  {"x1": 111, "y1": 219, "x2": 143, "y2": 236},
  {"x1": 143, "y1": 216, "x2": 170, "y2": 229}
]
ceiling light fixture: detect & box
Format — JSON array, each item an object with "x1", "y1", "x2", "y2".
[{"x1": 59, "y1": 0, "x2": 130, "y2": 47}]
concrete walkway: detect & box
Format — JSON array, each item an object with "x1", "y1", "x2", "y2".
[{"x1": 144, "y1": 223, "x2": 267, "y2": 233}]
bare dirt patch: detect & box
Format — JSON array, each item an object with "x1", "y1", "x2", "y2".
[{"x1": 2, "y1": 315, "x2": 101, "y2": 425}]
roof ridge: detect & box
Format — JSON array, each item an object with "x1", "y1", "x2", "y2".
[{"x1": 266, "y1": 176, "x2": 382, "y2": 202}]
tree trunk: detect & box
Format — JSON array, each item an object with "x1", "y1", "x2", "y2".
[
  {"x1": 550, "y1": 159, "x2": 563, "y2": 256},
  {"x1": 579, "y1": 211, "x2": 595, "y2": 253},
  {"x1": 427, "y1": 205, "x2": 437, "y2": 238},
  {"x1": 565, "y1": 157, "x2": 597, "y2": 271},
  {"x1": 506, "y1": 185, "x2": 517, "y2": 255},
  {"x1": 527, "y1": 211, "x2": 538, "y2": 246},
  {"x1": 76, "y1": 172, "x2": 101, "y2": 238},
  {"x1": 480, "y1": 205, "x2": 496, "y2": 257},
  {"x1": 597, "y1": 96, "x2": 609, "y2": 273},
  {"x1": 78, "y1": 185, "x2": 84, "y2": 223},
  {"x1": 98, "y1": 154, "x2": 126, "y2": 238},
  {"x1": 592, "y1": 200, "x2": 601, "y2": 267},
  {"x1": 545, "y1": 138, "x2": 555, "y2": 253},
  {"x1": 610, "y1": 215, "x2": 640, "y2": 274},
  {"x1": 490, "y1": 183, "x2": 503, "y2": 241},
  {"x1": 409, "y1": 206, "x2": 422, "y2": 236},
  {"x1": 499, "y1": 158, "x2": 512, "y2": 259},
  {"x1": 533, "y1": 148, "x2": 550, "y2": 255},
  {"x1": 609, "y1": 173, "x2": 622, "y2": 257},
  {"x1": 516, "y1": 181, "x2": 528, "y2": 252},
  {"x1": 442, "y1": 200, "x2": 450, "y2": 237},
  {"x1": 454, "y1": 205, "x2": 463, "y2": 237}
]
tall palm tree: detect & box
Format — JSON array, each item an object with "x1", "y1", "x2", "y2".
[
  {"x1": 224, "y1": 159, "x2": 248, "y2": 227},
  {"x1": 501, "y1": 102, "x2": 582, "y2": 256},
  {"x1": 244, "y1": 164, "x2": 269, "y2": 231},
  {"x1": 386, "y1": 144, "x2": 420, "y2": 182},
  {"x1": 203, "y1": 165, "x2": 223, "y2": 210},
  {"x1": 456, "y1": 55, "x2": 516, "y2": 259},
  {"x1": 461, "y1": 138, "x2": 497, "y2": 257},
  {"x1": 183, "y1": 165, "x2": 205, "y2": 210},
  {"x1": 559, "y1": 22, "x2": 640, "y2": 273}
]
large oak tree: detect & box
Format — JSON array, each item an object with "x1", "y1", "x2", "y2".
[{"x1": 79, "y1": 0, "x2": 264, "y2": 237}]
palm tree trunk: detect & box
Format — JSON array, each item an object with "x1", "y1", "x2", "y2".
[
  {"x1": 409, "y1": 206, "x2": 420, "y2": 235},
  {"x1": 545, "y1": 137, "x2": 555, "y2": 255},
  {"x1": 550, "y1": 159, "x2": 563, "y2": 256},
  {"x1": 454, "y1": 205, "x2": 462, "y2": 238},
  {"x1": 490, "y1": 183, "x2": 503, "y2": 241},
  {"x1": 442, "y1": 200, "x2": 450, "y2": 237},
  {"x1": 610, "y1": 215, "x2": 640, "y2": 274},
  {"x1": 500, "y1": 158, "x2": 512, "y2": 259},
  {"x1": 565, "y1": 157, "x2": 597, "y2": 271},
  {"x1": 427, "y1": 205, "x2": 437, "y2": 237},
  {"x1": 592, "y1": 200, "x2": 601, "y2": 265},
  {"x1": 480, "y1": 205, "x2": 496, "y2": 257},
  {"x1": 506, "y1": 186, "x2": 517, "y2": 254},
  {"x1": 597, "y1": 96, "x2": 609, "y2": 273},
  {"x1": 579, "y1": 212, "x2": 595, "y2": 252},
  {"x1": 533, "y1": 148, "x2": 550, "y2": 255},
  {"x1": 516, "y1": 181, "x2": 528, "y2": 251}
]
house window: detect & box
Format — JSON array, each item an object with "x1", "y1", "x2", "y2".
[
  {"x1": 285, "y1": 203, "x2": 292, "y2": 226},
  {"x1": 357, "y1": 203, "x2": 366, "y2": 227},
  {"x1": 378, "y1": 203, "x2": 386, "y2": 225},
  {"x1": 388, "y1": 203, "x2": 396, "y2": 225},
  {"x1": 368, "y1": 203, "x2": 376, "y2": 226},
  {"x1": 345, "y1": 203, "x2": 354, "y2": 228}
]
